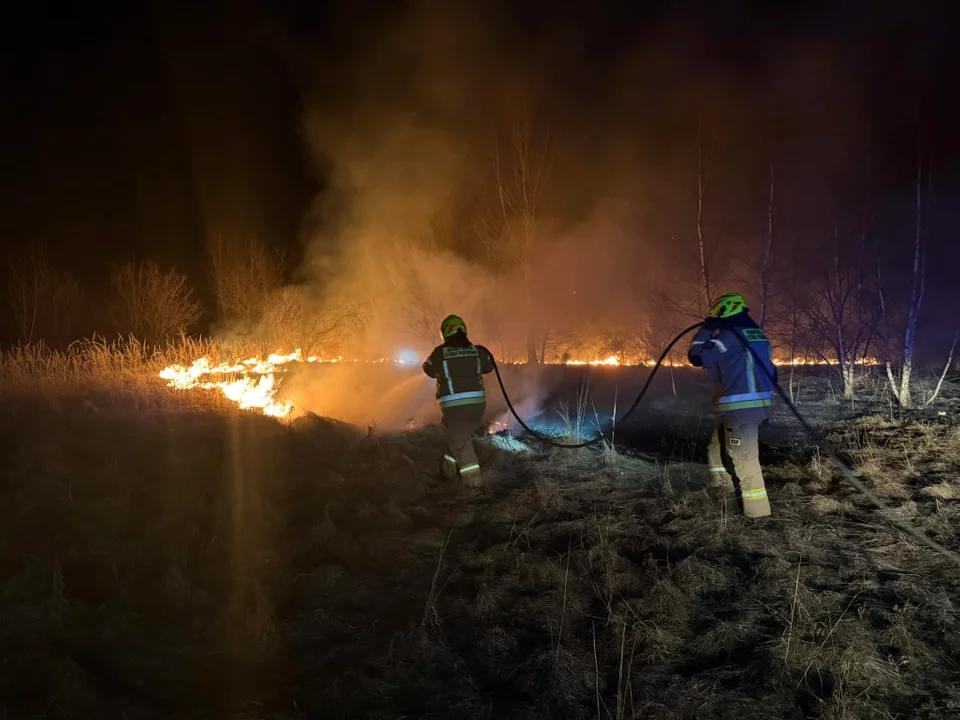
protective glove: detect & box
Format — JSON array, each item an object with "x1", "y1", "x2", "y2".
[{"x1": 702, "y1": 316, "x2": 722, "y2": 331}]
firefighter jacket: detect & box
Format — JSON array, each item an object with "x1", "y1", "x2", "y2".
[
  {"x1": 422, "y1": 332, "x2": 496, "y2": 409},
  {"x1": 687, "y1": 314, "x2": 777, "y2": 415}
]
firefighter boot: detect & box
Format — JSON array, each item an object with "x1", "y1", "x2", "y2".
[{"x1": 440, "y1": 454, "x2": 459, "y2": 482}]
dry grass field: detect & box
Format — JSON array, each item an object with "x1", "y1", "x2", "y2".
[{"x1": 2, "y1": 339, "x2": 959, "y2": 719}]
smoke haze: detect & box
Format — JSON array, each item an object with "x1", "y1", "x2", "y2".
[{"x1": 250, "y1": 0, "x2": 959, "y2": 426}]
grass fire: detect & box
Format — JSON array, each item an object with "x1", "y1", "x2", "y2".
[{"x1": 4, "y1": 1, "x2": 960, "y2": 718}]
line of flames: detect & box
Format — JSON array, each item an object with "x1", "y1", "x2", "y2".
[
  {"x1": 158, "y1": 350, "x2": 396, "y2": 418},
  {"x1": 159, "y1": 349, "x2": 879, "y2": 418}
]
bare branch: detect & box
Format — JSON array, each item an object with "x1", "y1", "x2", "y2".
[
  {"x1": 759, "y1": 143, "x2": 775, "y2": 327},
  {"x1": 109, "y1": 261, "x2": 203, "y2": 346},
  {"x1": 695, "y1": 117, "x2": 712, "y2": 311},
  {"x1": 926, "y1": 330, "x2": 958, "y2": 406}
]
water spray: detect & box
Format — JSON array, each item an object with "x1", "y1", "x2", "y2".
[{"x1": 490, "y1": 322, "x2": 703, "y2": 449}]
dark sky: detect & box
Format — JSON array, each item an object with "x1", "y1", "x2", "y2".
[{"x1": 3, "y1": 0, "x2": 959, "y2": 334}]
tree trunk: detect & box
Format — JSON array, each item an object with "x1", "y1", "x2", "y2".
[
  {"x1": 539, "y1": 323, "x2": 550, "y2": 364},
  {"x1": 759, "y1": 149, "x2": 774, "y2": 328},
  {"x1": 524, "y1": 259, "x2": 538, "y2": 364},
  {"x1": 842, "y1": 362, "x2": 855, "y2": 401},
  {"x1": 926, "y1": 330, "x2": 958, "y2": 405},
  {"x1": 696, "y1": 130, "x2": 712, "y2": 313},
  {"x1": 898, "y1": 141, "x2": 926, "y2": 408},
  {"x1": 877, "y1": 258, "x2": 901, "y2": 402}
]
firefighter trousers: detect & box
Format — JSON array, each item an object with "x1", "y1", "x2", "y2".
[
  {"x1": 707, "y1": 413, "x2": 771, "y2": 518},
  {"x1": 441, "y1": 402, "x2": 486, "y2": 488}
]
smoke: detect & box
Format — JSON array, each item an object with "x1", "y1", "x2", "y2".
[
  {"x1": 283, "y1": 364, "x2": 441, "y2": 430},
  {"x1": 266, "y1": 0, "x2": 887, "y2": 427}
]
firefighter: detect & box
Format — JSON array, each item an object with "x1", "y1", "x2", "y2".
[
  {"x1": 687, "y1": 293, "x2": 776, "y2": 518},
  {"x1": 422, "y1": 314, "x2": 495, "y2": 488}
]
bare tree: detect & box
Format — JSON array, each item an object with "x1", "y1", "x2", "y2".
[
  {"x1": 877, "y1": 257, "x2": 902, "y2": 400},
  {"x1": 209, "y1": 235, "x2": 285, "y2": 332},
  {"x1": 661, "y1": 118, "x2": 721, "y2": 320},
  {"x1": 260, "y1": 286, "x2": 362, "y2": 357},
  {"x1": 782, "y1": 303, "x2": 808, "y2": 404},
  {"x1": 45, "y1": 271, "x2": 86, "y2": 347},
  {"x1": 696, "y1": 117, "x2": 713, "y2": 313},
  {"x1": 397, "y1": 258, "x2": 443, "y2": 349},
  {"x1": 801, "y1": 223, "x2": 878, "y2": 399},
  {"x1": 109, "y1": 260, "x2": 203, "y2": 345},
  {"x1": 8, "y1": 243, "x2": 87, "y2": 346},
  {"x1": 896, "y1": 143, "x2": 927, "y2": 407},
  {"x1": 759, "y1": 144, "x2": 776, "y2": 328},
  {"x1": 926, "y1": 330, "x2": 958, "y2": 406},
  {"x1": 476, "y1": 105, "x2": 554, "y2": 363},
  {"x1": 8, "y1": 242, "x2": 49, "y2": 344},
  {"x1": 599, "y1": 328, "x2": 639, "y2": 365}
]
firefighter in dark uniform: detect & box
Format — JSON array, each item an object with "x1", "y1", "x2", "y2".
[
  {"x1": 422, "y1": 315, "x2": 496, "y2": 487},
  {"x1": 688, "y1": 293, "x2": 776, "y2": 518}
]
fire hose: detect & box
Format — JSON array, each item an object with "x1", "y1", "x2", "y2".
[
  {"x1": 490, "y1": 322, "x2": 703, "y2": 449},
  {"x1": 491, "y1": 322, "x2": 960, "y2": 566},
  {"x1": 732, "y1": 330, "x2": 960, "y2": 566}
]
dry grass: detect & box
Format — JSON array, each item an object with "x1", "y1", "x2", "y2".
[{"x1": 2, "y1": 350, "x2": 960, "y2": 718}]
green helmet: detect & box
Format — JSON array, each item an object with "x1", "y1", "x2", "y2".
[
  {"x1": 440, "y1": 314, "x2": 467, "y2": 339},
  {"x1": 709, "y1": 293, "x2": 747, "y2": 319}
]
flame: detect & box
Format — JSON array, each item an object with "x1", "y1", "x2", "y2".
[
  {"x1": 160, "y1": 347, "x2": 432, "y2": 418},
  {"x1": 158, "y1": 349, "x2": 355, "y2": 418},
  {"x1": 560, "y1": 355, "x2": 879, "y2": 368},
  {"x1": 161, "y1": 354, "x2": 295, "y2": 417},
  {"x1": 487, "y1": 420, "x2": 510, "y2": 434},
  {"x1": 160, "y1": 340, "x2": 881, "y2": 420},
  {"x1": 565, "y1": 355, "x2": 622, "y2": 366},
  {"x1": 771, "y1": 357, "x2": 879, "y2": 366}
]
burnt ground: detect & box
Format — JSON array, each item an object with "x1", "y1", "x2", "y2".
[{"x1": 2, "y1": 370, "x2": 960, "y2": 719}]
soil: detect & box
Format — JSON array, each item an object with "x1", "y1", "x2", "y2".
[{"x1": 2, "y1": 367, "x2": 960, "y2": 719}]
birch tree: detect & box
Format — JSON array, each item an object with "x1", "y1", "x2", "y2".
[
  {"x1": 896, "y1": 146, "x2": 927, "y2": 407},
  {"x1": 759, "y1": 145, "x2": 776, "y2": 328},
  {"x1": 878, "y1": 138, "x2": 929, "y2": 408},
  {"x1": 476, "y1": 105, "x2": 554, "y2": 363},
  {"x1": 695, "y1": 118, "x2": 713, "y2": 313},
  {"x1": 926, "y1": 330, "x2": 958, "y2": 406}
]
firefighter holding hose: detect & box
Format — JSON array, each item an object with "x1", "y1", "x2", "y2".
[
  {"x1": 422, "y1": 315, "x2": 495, "y2": 488},
  {"x1": 688, "y1": 293, "x2": 776, "y2": 518}
]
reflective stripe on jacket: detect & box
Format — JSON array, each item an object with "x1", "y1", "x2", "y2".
[
  {"x1": 422, "y1": 340, "x2": 495, "y2": 408},
  {"x1": 688, "y1": 322, "x2": 776, "y2": 415}
]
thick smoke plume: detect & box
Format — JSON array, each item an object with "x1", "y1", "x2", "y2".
[{"x1": 270, "y1": 0, "x2": 882, "y2": 428}]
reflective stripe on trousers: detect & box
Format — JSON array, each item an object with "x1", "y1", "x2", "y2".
[{"x1": 741, "y1": 488, "x2": 768, "y2": 502}]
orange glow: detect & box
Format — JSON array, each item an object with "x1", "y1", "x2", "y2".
[
  {"x1": 158, "y1": 349, "x2": 385, "y2": 418},
  {"x1": 565, "y1": 355, "x2": 621, "y2": 366},
  {"x1": 771, "y1": 357, "x2": 879, "y2": 367},
  {"x1": 159, "y1": 343, "x2": 881, "y2": 419}
]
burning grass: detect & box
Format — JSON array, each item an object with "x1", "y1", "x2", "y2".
[{"x1": 2, "y1": 363, "x2": 960, "y2": 718}]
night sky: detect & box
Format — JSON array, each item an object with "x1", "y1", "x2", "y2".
[{"x1": 3, "y1": 0, "x2": 960, "y2": 346}]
